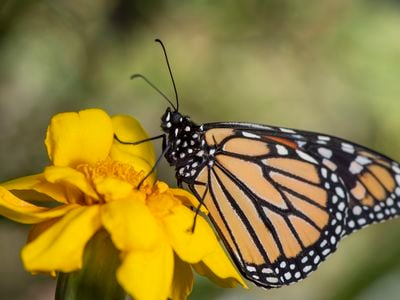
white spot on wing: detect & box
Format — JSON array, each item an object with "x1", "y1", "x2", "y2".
[
  {"x1": 341, "y1": 142, "x2": 355, "y2": 153},
  {"x1": 393, "y1": 165, "x2": 400, "y2": 174},
  {"x1": 395, "y1": 175, "x2": 400, "y2": 185},
  {"x1": 303, "y1": 265, "x2": 312, "y2": 273},
  {"x1": 338, "y1": 202, "x2": 345, "y2": 211},
  {"x1": 266, "y1": 277, "x2": 279, "y2": 283},
  {"x1": 318, "y1": 135, "x2": 330, "y2": 141},
  {"x1": 280, "y1": 128, "x2": 296, "y2": 133},
  {"x1": 284, "y1": 272, "x2": 292, "y2": 280},
  {"x1": 356, "y1": 156, "x2": 371, "y2": 165},
  {"x1": 276, "y1": 145, "x2": 288, "y2": 155},
  {"x1": 262, "y1": 268, "x2": 274, "y2": 274},
  {"x1": 318, "y1": 147, "x2": 333, "y2": 159},
  {"x1": 314, "y1": 255, "x2": 321, "y2": 264},
  {"x1": 357, "y1": 218, "x2": 366, "y2": 226},
  {"x1": 335, "y1": 187, "x2": 345, "y2": 198},
  {"x1": 242, "y1": 131, "x2": 260, "y2": 139},
  {"x1": 296, "y1": 150, "x2": 318, "y2": 164},
  {"x1": 352, "y1": 206, "x2": 362, "y2": 216},
  {"x1": 246, "y1": 266, "x2": 256, "y2": 272},
  {"x1": 349, "y1": 161, "x2": 363, "y2": 174},
  {"x1": 297, "y1": 141, "x2": 307, "y2": 148},
  {"x1": 322, "y1": 248, "x2": 331, "y2": 256}
]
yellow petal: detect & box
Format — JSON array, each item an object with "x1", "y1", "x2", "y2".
[
  {"x1": 0, "y1": 186, "x2": 77, "y2": 224},
  {"x1": 22, "y1": 205, "x2": 101, "y2": 272},
  {"x1": 193, "y1": 243, "x2": 247, "y2": 289},
  {"x1": 117, "y1": 241, "x2": 173, "y2": 300},
  {"x1": 27, "y1": 218, "x2": 60, "y2": 243},
  {"x1": 169, "y1": 254, "x2": 194, "y2": 300},
  {"x1": 45, "y1": 109, "x2": 114, "y2": 167},
  {"x1": 101, "y1": 196, "x2": 161, "y2": 251},
  {"x1": 94, "y1": 177, "x2": 133, "y2": 202},
  {"x1": 44, "y1": 166, "x2": 98, "y2": 200},
  {"x1": 163, "y1": 205, "x2": 216, "y2": 264},
  {"x1": 110, "y1": 115, "x2": 156, "y2": 184},
  {"x1": 169, "y1": 188, "x2": 208, "y2": 214},
  {"x1": 111, "y1": 115, "x2": 156, "y2": 167},
  {"x1": 2, "y1": 173, "x2": 68, "y2": 203}
]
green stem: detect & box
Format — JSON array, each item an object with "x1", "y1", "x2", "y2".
[{"x1": 55, "y1": 230, "x2": 126, "y2": 300}]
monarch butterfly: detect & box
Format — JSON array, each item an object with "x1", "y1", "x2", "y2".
[{"x1": 129, "y1": 40, "x2": 400, "y2": 289}]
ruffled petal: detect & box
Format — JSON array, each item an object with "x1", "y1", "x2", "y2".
[
  {"x1": 111, "y1": 115, "x2": 156, "y2": 167},
  {"x1": 101, "y1": 196, "x2": 162, "y2": 251},
  {"x1": 163, "y1": 205, "x2": 216, "y2": 264},
  {"x1": 27, "y1": 218, "x2": 60, "y2": 243},
  {"x1": 110, "y1": 115, "x2": 156, "y2": 183},
  {"x1": 45, "y1": 109, "x2": 114, "y2": 167},
  {"x1": 94, "y1": 177, "x2": 134, "y2": 202},
  {"x1": 21, "y1": 205, "x2": 101, "y2": 272},
  {"x1": 2, "y1": 173, "x2": 69, "y2": 203},
  {"x1": 169, "y1": 254, "x2": 194, "y2": 300},
  {"x1": 117, "y1": 241, "x2": 173, "y2": 300},
  {"x1": 193, "y1": 243, "x2": 247, "y2": 289},
  {"x1": 0, "y1": 186, "x2": 77, "y2": 224},
  {"x1": 44, "y1": 166, "x2": 98, "y2": 200}
]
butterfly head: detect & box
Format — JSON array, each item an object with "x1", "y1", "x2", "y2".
[{"x1": 161, "y1": 107, "x2": 185, "y2": 132}]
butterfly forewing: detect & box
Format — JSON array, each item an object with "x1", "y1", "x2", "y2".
[
  {"x1": 211, "y1": 122, "x2": 400, "y2": 234},
  {"x1": 299, "y1": 134, "x2": 400, "y2": 234}
]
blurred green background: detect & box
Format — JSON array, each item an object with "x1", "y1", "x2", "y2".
[{"x1": 1, "y1": 0, "x2": 400, "y2": 299}]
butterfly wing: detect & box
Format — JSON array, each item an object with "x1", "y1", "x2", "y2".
[
  {"x1": 245, "y1": 124, "x2": 400, "y2": 234},
  {"x1": 301, "y1": 137, "x2": 399, "y2": 235},
  {"x1": 188, "y1": 123, "x2": 400, "y2": 288}
]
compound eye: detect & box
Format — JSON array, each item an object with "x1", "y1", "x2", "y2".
[{"x1": 171, "y1": 112, "x2": 181, "y2": 124}]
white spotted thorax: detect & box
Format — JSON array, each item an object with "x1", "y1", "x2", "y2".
[{"x1": 161, "y1": 107, "x2": 208, "y2": 182}]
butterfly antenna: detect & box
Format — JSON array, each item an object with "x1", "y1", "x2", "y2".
[
  {"x1": 155, "y1": 39, "x2": 180, "y2": 111},
  {"x1": 130, "y1": 74, "x2": 177, "y2": 110}
]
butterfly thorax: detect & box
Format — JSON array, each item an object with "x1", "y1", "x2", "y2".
[{"x1": 161, "y1": 107, "x2": 207, "y2": 182}]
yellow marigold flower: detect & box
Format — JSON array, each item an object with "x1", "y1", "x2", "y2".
[{"x1": 0, "y1": 108, "x2": 246, "y2": 299}]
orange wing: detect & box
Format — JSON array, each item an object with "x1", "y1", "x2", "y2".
[{"x1": 190, "y1": 129, "x2": 348, "y2": 288}]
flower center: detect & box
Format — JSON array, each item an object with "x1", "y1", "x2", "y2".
[
  {"x1": 147, "y1": 182, "x2": 181, "y2": 218},
  {"x1": 76, "y1": 159, "x2": 150, "y2": 204}
]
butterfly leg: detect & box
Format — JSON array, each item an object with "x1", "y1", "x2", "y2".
[
  {"x1": 190, "y1": 181, "x2": 208, "y2": 233},
  {"x1": 114, "y1": 133, "x2": 166, "y2": 145},
  {"x1": 137, "y1": 145, "x2": 170, "y2": 188},
  {"x1": 114, "y1": 133, "x2": 169, "y2": 188}
]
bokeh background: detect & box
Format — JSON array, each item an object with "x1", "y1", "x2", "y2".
[{"x1": 1, "y1": 1, "x2": 400, "y2": 299}]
